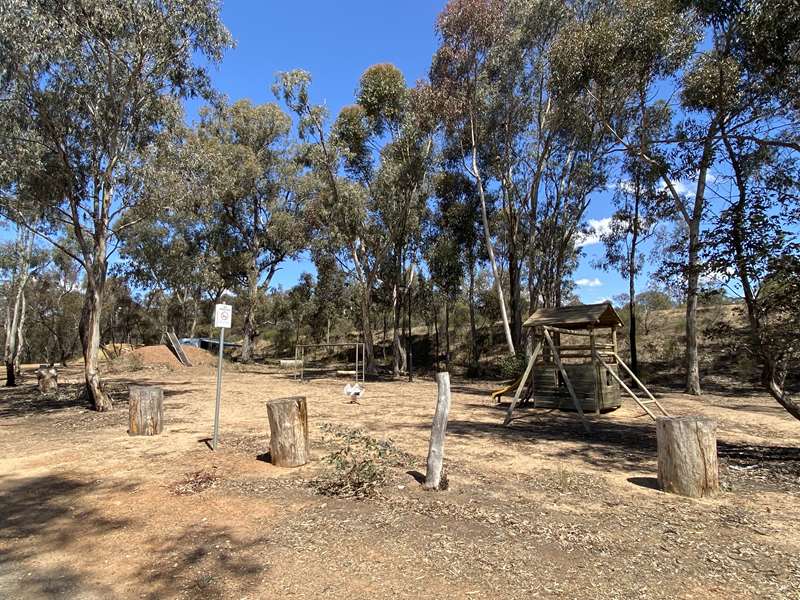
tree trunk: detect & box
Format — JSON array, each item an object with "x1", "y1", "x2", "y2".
[
  {"x1": 240, "y1": 262, "x2": 260, "y2": 363},
  {"x1": 444, "y1": 300, "x2": 451, "y2": 371},
  {"x1": 14, "y1": 291, "x2": 26, "y2": 375},
  {"x1": 4, "y1": 231, "x2": 32, "y2": 387},
  {"x1": 382, "y1": 310, "x2": 388, "y2": 362},
  {"x1": 424, "y1": 372, "x2": 451, "y2": 490},
  {"x1": 5, "y1": 362, "x2": 15, "y2": 387},
  {"x1": 434, "y1": 307, "x2": 440, "y2": 371},
  {"x1": 266, "y1": 396, "x2": 309, "y2": 467},
  {"x1": 509, "y1": 249, "x2": 523, "y2": 351},
  {"x1": 468, "y1": 263, "x2": 479, "y2": 374},
  {"x1": 469, "y1": 118, "x2": 515, "y2": 356},
  {"x1": 767, "y1": 379, "x2": 800, "y2": 421},
  {"x1": 680, "y1": 130, "x2": 715, "y2": 397},
  {"x1": 407, "y1": 282, "x2": 413, "y2": 382},
  {"x1": 656, "y1": 416, "x2": 719, "y2": 498},
  {"x1": 629, "y1": 191, "x2": 640, "y2": 377},
  {"x1": 358, "y1": 285, "x2": 377, "y2": 375},
  {"x1": 79, "y1": 271, "x2": 112, "y2": 411},
  {"x1": 392, "y1": 285, "x2": 406, "y2": 376},
  {"x1": 685, "y1": 224, "x2": 701, "y2": 395},
  {"x1": 128, "y1": 385, "x2": 164, "y2": 435},
  {"x1": 189, "y1": 295, "x2": 199, "y2": 338}
]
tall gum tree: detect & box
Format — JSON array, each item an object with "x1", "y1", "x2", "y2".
[
  {"x1": 559, "y1": 0, "x2": 707, "y2": 394},
  {"x1": 0, "y1": 0, "x2": 231, "y2": 410},
  {"x1": 275, "y1": 68, "x2": 433, "y2": 375},
  {"x1": 195, "y1": 100, "x2": 306, "y2": 363},
  {"x1": 429, "y1": 0, "x2": 517, "y2": 355},
  {"x1": 693, "y1": 0, "x2": 800, "y2": 418}
]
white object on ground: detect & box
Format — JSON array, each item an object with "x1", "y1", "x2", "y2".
[{"x1": 343, "y1": 383, "x2": 364, "y2": 398}]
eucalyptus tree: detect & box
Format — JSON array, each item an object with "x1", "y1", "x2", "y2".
[
  {"x1": 25, "y1": 248, "x2": 84, "y2": 366},
  {"x1": 690, "y1": 0, "x2": 800, "y2": 417},
  {"x1": 594, "y1": 91, "x2": 673, "y2": 376},
  {"x1": 429, "y1": 171, "x2": 485, "y2": 373},
  {"x1": 1, "y1": 228, "x2": 46, "y2": 385},
  {"x1": 0, "y1": 0, "x2": 231, "y2": 409},
  {"x1": 192, "y1": 99, "x2": 307, "y2": 363},
  {"x1": 275, "y1": 66, "x2": 433, "y2": 375},
  {"x1": 118, "y1": 207, "x2": 223, "y2": 338},
  {"x1": 557, "y1": 0, "x2": 709, "y2": 393},
  {"x1": 596, "y1": 160, "x2": 668, "y2": 377},
  {"x1": 431, "y1": 0, "x2": 617, "y2": 353}
]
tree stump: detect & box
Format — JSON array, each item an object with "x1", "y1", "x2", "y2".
[
  {"x1": 37, "y1": 366, "x2": 58, "y2": 394},
  {"x1": 424, "y1": 372, "x2": 451, "y2": 490},
  {"x1": 128, "y1": 385, "x2": 164, "y2": 436},
  {"x1": 656, "y1": 416, "x2": 719, "y2": 498},
  {"x1": 266, "y1": 396, "x2": 309, "y2": 467}
]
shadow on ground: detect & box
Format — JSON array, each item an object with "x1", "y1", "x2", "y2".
[
  {"x1": 0, "y1": 472, "x2": 274, "y2": 599},
  {"x1": 0, "y1": 474, "x2": 129, "y2": 598}
]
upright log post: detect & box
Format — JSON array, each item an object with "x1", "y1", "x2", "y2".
[
  {"x1": 266, "y1": 396, "x2": 309, "y2": 467},
  {"x1": 589, "y1": 328, "x2": 600, "y2": 414},
  {"x1": 128, "y1": 385, "x2": 164, "y2": 436},
  {"x1": 425, "y1": 372, "x2": 451, "y2": 490},
  {"x1": 656, "y1": 416, "x2": 719, "y2": 498},
  {"x1": 37, "y1": 365, "x2": 58, "y2": 394}
]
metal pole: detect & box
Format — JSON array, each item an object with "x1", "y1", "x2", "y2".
[{"x1": 212, "y1": 326, "x2": 225, "y2": 450}]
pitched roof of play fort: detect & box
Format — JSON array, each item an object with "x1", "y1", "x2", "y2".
[{"x1": 523, "y1": 302, "x2": 623, "y2": 330}]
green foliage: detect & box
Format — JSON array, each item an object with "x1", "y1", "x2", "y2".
[
  {"x1": 499, "y1": 352, "x2": 528, "y2": 380},
  {"x1": 313, "y1": 424, "x2": 404, "y2": 499},
  {"x1": 357, "y1": 64, "x2": 407, "y2": 135}
]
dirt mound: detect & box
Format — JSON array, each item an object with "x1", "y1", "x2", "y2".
[{"x1": 121, "y1": 344, "x2": 217, "y2": 369}]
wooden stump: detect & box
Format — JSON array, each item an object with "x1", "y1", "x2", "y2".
[
  {"x1": 37, "y1": 366, "x2": 58, "y2": 394},
  {"x1": 656, "y1": 416, "x2": 719, "y2": 498},
  {"x1": 424, "y1": 372, "x2": 451, "y2": 490},
  {"x1": 128, "y1": 385, "x2": 164, "y2": 436},
  {"x1": 266, "y1": 396, "x2": 309, "y2": 467}
]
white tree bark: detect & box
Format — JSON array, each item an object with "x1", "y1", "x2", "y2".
[{"x1": 469, "y1": 115, "x2": 515, "y2": 356}]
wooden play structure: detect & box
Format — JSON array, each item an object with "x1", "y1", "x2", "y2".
[{"x1": 500, "y1": 303, "x2": 670, "y2": 431}]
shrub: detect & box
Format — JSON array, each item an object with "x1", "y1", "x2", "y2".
[
  {"x1": 499, "y1": 352, "x2": 528, "y2": 380},
  {"x1": 312, "y1": 424, "x2": 403, "y2": 499}
]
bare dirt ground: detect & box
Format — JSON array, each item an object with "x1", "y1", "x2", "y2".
[{"x1": 1, "y1": 358, "x2": 798, "y2": 599}]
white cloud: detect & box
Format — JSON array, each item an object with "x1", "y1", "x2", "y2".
[
  {"x1": 659, "y1": 178, "x2": 698, "y2": 198},
  {"x1": 576, "y1": 217, "x2": 613, "y2": 247},
  {"x1": 699, "y1": 266, "x2": 735, "y2": 286},
  {"x1": 616, "y1": 179, "x2": 636, "y2": 194},
  {"x1": 575, "y1": 277, "x2": 603, "y2": 287}
]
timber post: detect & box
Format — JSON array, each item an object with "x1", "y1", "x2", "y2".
[
  {"x1": 128, "y1": 385, "x2": 164, "y2": 436},
  {"x1": 266, "y1": 396, "x2": 310, "y2": 467},
  {"x1": 424, "y1": 372, "x2": 451, "y2": 490},
  {"x1": 656, "y1": 416, "x2": 719, "y2": 498}
]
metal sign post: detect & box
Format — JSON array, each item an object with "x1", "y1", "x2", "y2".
[{"x1": 212, "y1": 303, "x2": 232, "y2": 450}]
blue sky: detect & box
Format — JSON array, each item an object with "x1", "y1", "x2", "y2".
[{"x1": 189, "y1": 1, "x2": 633, "y2": 302}]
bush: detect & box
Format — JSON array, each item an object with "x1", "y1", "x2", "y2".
[
  {"x1": 312, "y1": 424, "x2": 404, "y2": 499},
  {"x1": 499, "y1": 352, "x2": 528, "y2": 380}
]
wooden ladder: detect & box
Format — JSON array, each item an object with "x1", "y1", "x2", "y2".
[
  {"x1": 594, "y1": 351, "x2": 669, "y2": 420},
  {"x1": 166, "y1": 331, "x2": 192, "y2": 367}
]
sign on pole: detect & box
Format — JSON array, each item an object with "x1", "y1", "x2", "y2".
[
  {"x1": 212, "y1": 304, "x2": 231, "y2": 450},
  {"x1": 214, "y1": 303, "x2": 232, "y2": 329}
]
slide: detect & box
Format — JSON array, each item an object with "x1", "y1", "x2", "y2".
[{"x1": 491, "y1": 373, "x2": 525, "y2": 403}]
